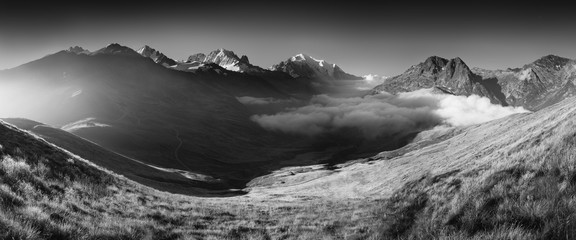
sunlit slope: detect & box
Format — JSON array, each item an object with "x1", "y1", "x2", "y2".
[
  {"x1": 249, "y1": 96, "x2": 576, "y2": 200},
  {"x1": 0, "y1": 50, "x2": 302, "y2": 185}
]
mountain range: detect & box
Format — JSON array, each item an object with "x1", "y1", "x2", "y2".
[
  {"x1": 373, "y1": 54, "x2": 576, "y2": 111},
  {"x1": 131, "y1": 44, "x2": 576, "y2": 111},
  {"x1": 3, "y1": 43, "x2": 576, "y2": 238}
]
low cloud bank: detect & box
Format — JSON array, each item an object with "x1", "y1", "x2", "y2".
[
  {"x1": 400, "y1": 89, "x2": 529, "y2": 126},
  {"x1": 251, "y1": 89, "x2": 528, "y2": 138},
  {"x1": 237, "y1": 96, "x2": 298, "y2": 105}
]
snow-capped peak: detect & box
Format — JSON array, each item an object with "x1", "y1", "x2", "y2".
[
  {"x1": 288, "y1": 53, "x2": 336, "y2": 76},
  {"x1": 271, "y1": 53, "x2": 361, "y2": 80},
  {"x1": 175, "y1": 48, "x2": 254, "y2": 72},
  {"x1": 136, "y1": 45, "x2": 176, "y2": 67},
  {"x1": 291, "y1": 53, "x2": 308, "y2": 61},
  {"x1": 136, "y1": 45, "x2": 154, "y2": 55}
]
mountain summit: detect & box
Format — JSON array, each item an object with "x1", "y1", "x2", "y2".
[
  {"x1": 67, "y1": 46, "x2": 90, "y2": 54},
  {"x1": 179, "y1": 48, "x2": 254, "y2": 72},
  {"x1": 203, "y1": 48, "x2": 251, "y2": 71},
  {"x1": 137, "y1": 45, "x2": 177, "y2": 67},
  {"x1": 270, "y1": 53, "x2": 362, "y2": 81},
  {"x1": 374, "y1": 56, "x2": 483, "y2": 95},
  {"x1": 531, "y1": 54, "x2": 571, "y2": 70},
  {"x1": 92, "y1": 43, "x2": 141, "y2": 56}
]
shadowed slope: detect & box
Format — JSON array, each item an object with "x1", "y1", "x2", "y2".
[{"x1": 2, "y1": 118, "x2": 240, "y2": 196}]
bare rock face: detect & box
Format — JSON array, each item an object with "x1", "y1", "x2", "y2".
[
  {"x1": 240, "y1": 55, "x2": 249, "y2": 64},
  {"x1": 372, "y1": 55, "x2": 576, "y2": 111},
  {"x1": 186, "y1": 53, "x2": 206, "y2": 63}
]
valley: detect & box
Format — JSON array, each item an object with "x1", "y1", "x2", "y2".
[{"x1": 2, "y1": 43, "x2": 576, "y2": 239}]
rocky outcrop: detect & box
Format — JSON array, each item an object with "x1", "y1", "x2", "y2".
[{"x1": 186, "y1": 53, "x2": 206, "y2": 63}]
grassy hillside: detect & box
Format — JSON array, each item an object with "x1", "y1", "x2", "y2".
[
  {"x1": 372, "y1": 98, "x2": 576, "y2": 239},
  {"x1": 3, "y1": 97, "x2": 576, "y2": 239},
  {"x1": 2, "y1": 118, "x2": 238, "y2": 196}
]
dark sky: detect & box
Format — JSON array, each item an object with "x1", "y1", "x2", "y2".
[{"x1": 2, "y1": 2, "x2": 576, "y2": 76}]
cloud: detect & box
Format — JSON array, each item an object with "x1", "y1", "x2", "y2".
[
  {"x1": 251, "y1": 92, "x2": 441, "y2": 139},
  {"x1": 236, "y1": 96, "x2": 298, "y2": 105},
  {"x1": 399, "y1": 89, "x2": 529, "y2": 126},
  {"x1": 356, "y1": 74, "x2": 387, "y2": 90},
  {"x1": 251, "y1": 89, "x2": 529, "y2": 139},
  {"x1": 362, "y1": 74, "x2": 387, "y2": 83}
]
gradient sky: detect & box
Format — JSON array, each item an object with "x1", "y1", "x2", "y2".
[{"x1": 2, "y1": 2, "x2": 576, "y2": 76}]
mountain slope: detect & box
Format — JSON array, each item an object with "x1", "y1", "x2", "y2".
[{"x1": 2, "y1": 118, "x2": 234, "y2": 195}]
